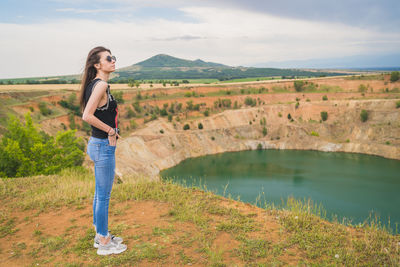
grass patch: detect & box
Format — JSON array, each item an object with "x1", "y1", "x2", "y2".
[
  {"x1": 278, "y1": 197, "x2": 399, "y2": 266},
  {"x1": 234, "y1": 237, "x2": 272, "y2": 262},
  {"x1": 216, "y1": 208, "x2": 258, "y2": 233},
  {"x1": 0, "y1": 167, "x2": 94, "y2": 211},
  {"x1": 0, "y1": 217, "x2": 19, "y2": 237}
]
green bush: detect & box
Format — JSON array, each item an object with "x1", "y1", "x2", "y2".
[
  {"x1": 113, "y1": 91, "x2": 124, "y2": 103},
  {"x1": 160, "y1": 108, "x2": 168, "y2": 116},
  {"x1": 322, "y1": 95, "x2": 328, "y2": 101},
  {"x1": 38, "y1": 102, "x2": 52, "y2": 116},
  {"x1": 222, "y1": 99, "x2": 231, "y2": 108},
  {"x1": 358, "y1": 84, "x2": 368, "y2": 92},
  {"x1": 262, "y1": 126, "x2": 267, "y2": 136},
  {"x1": 320, "y1": 111, "x2": 328, "y2": 121},
  {"x1": 310, "y1": 131, "x2": 319, "y2": 137},
  {"x1": 126, "y1": 107, "x2": 136, "y2": 118},
  {"x1": 68, "y1": 113, "x2": 76, "y2": 129},
  {"x1": 396, "y1": 100, "x2": 400, "y2": 108},
  {"x1": 390, "y1": 71, "x2": 399, "y2": 82},
  {"x1": 198, "y1": 123, "x2": 203, "y2": 129},
  {"x1": 244, "y1": 97, "x2": 256, "y2": 106},
  {"x1": 203, "y1": 110, "x2": 209, "y2": 117},
  {"x1": 183, "y1": 124, "x2": 190, "y2": 130},
  {"x1": 0, "y1": 113, "x2": 85, "y2": 178},
  {"x1": 294, "y1": 81, "x2": 305, "y2": 92},
  {"x1": 360, "y1": 109, "x2": 368, "y2": 122}
]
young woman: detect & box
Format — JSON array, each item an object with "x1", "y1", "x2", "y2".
[{"x1": 79, "y1": 46, "x2": 127, "y2": 255}]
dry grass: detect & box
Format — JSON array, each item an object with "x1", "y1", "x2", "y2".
[{"x1": 0, "y1": 167, "x2": 399, "y2": 266}]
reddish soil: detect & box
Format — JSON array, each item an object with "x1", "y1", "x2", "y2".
[{"x1": 0, "y1": 197, "x2": 297, "y2": 266}]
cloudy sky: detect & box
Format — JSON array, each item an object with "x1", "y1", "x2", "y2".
[{"x1": 0, "y1": 0, "x2": 399, "y2": 79}]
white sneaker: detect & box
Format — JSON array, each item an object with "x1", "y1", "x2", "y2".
[
  {"x1": 94, "y1": 233, "x2": 123, "y2": 248},
  {"x1": 97, "y1": 240, "x2": 127, "y2": 256}
]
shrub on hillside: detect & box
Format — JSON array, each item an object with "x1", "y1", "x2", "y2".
[
  {"x1": 322, "y1": 95, "x2": 328, "y2": 101},
  {"x1": 38, "y1": 102, "x2": 52, "y2": 116},
  {"x1": 390, "y1": 71, "x2": 399, "y2": 82},
  {"x1": 262, "y1": 126, "x2": 267, "y2": 136},
  {"x1": 396, "y1": 100, "x2": 400, "y2": 108},
  {"x1": 0, "y1": 113, "x2": 85, "y2": 178},
  {"x1": 321, "y1": 111, "x2": 328, "y2": 121},
  {"x1": 294, "y1": 80, "x2": 305, "y2": 92},
  {"x1": 183, "y1": 124, "x2": 190, "y2": 130},
  {"x1": 360, "y1": 109, "x2": 368, "y2": 122},
  {"x1": 198, "y1": 123, "x2": 203, "y2": 129},
  {"x1": 244, "y1": 97, "x2": 256, "y2": 106}
]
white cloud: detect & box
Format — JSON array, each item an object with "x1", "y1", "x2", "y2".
[{"x1": 0, "y1": 6, "x2": 399, "y2": 78}]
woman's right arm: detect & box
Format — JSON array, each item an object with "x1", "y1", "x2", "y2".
[{"x1": 82, "y1": 81, "x2": 114, "y2": 135}]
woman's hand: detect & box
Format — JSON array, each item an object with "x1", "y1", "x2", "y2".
[{"x1": 107, "y1": 128, "x2": 121, "y2": 146}]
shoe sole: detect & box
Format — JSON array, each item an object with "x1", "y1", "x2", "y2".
[
  {"x1": 97, "y1": 246, "x2": 127, "y2": 255},
  {"x1": 94, "y1": 240, "x2": 123, "y2": 248}
]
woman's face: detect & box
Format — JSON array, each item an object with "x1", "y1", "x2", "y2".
[{"x1": 96, "y1": 51, "x2": 116, "y2": 73}]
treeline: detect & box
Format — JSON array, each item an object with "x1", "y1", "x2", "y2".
[
  {"x1": 113, "y1": 67, "x2": 341, "y2": 81},
  {"x1": 0, "y1": 67, "x2": 345, "y2": 85},
  {"x1": 0, "y1": 79, "x2": 80, "y2": 85}
]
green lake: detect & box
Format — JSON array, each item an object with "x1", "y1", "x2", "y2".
[{"x1": 160, "y1": 149, "x2": 400, "y2": 229}]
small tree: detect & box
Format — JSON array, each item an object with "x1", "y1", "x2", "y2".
[
  {"x1": 360, "y1": 110, "x2": 368, "y2": 122},
  {"x1": 198, "y1": 123, "x2": 203, "y2": 129},
  {"x1": 160, "y1": 108, "x2": 168, "y2": 116},
  {"x1": 320, "y1": 111, "x2": 328, "y2": 121},
  {"x1": 390, "y1": 71, "x2": 400, "y2": 82},
  {"x1": 183, "y1": 124, "x2": 190, "y2": 130},
  {"x1": 322, "y1": 95, "x2": 328, "y2": 101},
  {"x1": 39, "y1": 102, "x2": 52, "y2": 116},
  {"x1": 262, "y1": 126, "x2": 267, "y2": 136},
  {"x1": 294, "y1": 80, "x2": 305, "y2": 92}
]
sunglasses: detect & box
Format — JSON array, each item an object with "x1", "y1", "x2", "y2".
[{"x1": 106, "y1": 55, "x2": 116, "y2": 62}]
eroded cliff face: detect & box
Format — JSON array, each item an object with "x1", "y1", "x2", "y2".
[{"x1": 115, "y1": 99, "x2": 400, "y2": 179}]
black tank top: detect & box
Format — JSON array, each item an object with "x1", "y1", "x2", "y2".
[{"x1": 84, "y1": 78, "x2": 118, "y2": 139}]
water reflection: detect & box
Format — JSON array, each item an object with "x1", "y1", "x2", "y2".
[{"x1": 161, "y1": 149, "x2": 400, "y2": 228}]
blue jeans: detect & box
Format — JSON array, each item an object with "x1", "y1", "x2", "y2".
[{"x1": 87, "y1": 137, "x2": 116, "y2": 237}]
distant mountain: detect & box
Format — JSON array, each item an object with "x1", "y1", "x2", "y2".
[
  {"x1": 112, "y1": 54, "x2": 345, "y2": 81},
  {"x1": 134, "y1": 54, "x2": 228, "y2": 68}
]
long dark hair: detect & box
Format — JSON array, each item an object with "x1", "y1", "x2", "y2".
[{"x1": 79, "y1": 46, "x2": 111, "y2": 111}]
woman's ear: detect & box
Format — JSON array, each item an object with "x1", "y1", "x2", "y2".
[{"x1": 94, "y1": 63, "x2": 100, "y2": 70}]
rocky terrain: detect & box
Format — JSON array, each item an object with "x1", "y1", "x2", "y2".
[{"x1": 115, "y1": 98, "x2": 400, "y2": 179}]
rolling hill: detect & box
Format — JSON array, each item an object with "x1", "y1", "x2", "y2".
[{"x1": 112, "y1": 54, "x2": 344, "y2": 81}]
